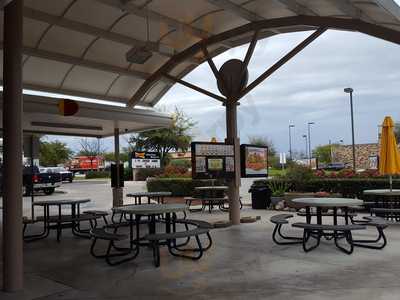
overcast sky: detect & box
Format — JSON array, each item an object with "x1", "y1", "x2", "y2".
[
  {"x1": 50, "y1": 17, "x2": 400, "y2": 156},
  {"x1": 156, "y1": 28, "x2": 400, "y2": 155}
]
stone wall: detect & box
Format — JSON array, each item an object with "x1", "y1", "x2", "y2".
[{"x1": 332, "y1": 143, "x2": 379, "y2": 169}]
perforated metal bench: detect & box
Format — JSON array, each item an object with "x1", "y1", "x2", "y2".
[
  {"x1": 89, "y1": 228, "x2": 137, "y2": 266},
  {"x1": 173, "y1": 219, "x2": 213, "y2": 250},
  {"x1": 292, "y1": 222, "x2": 366, "y2": 254},
  {"x1": 145, "y1": 227, "x2": 210, "y2": 267},
  {"x1": 270, "y1": 214, "x2": 302, "y2": 245},
  {"x1": 83, "y1": 210, "x2": 109, "y2": 225},
  {"x1": 352, "y1": 216, "x2": 389, "y2": 249}
]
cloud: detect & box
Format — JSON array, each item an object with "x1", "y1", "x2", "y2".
[{"x1": 158, "y1": 28, "x2": 400, "y2": 153}]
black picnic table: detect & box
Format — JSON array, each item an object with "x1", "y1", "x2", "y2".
[{"x1": 24, "y1": 198, "x2": 93, "y2": 242}]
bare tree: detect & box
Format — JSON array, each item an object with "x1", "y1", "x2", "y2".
[{"x1": 78, "y1": 138, "x2": 105, "y2": 170}]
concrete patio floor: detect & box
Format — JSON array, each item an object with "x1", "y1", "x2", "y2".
[{"x1": 1, "y1": 208, "x2": 400, "y2": 300}]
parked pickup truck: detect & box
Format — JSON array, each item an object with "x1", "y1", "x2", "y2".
[
  {"x1": 41, "y1": 167, "x2": 74, "y2": 183},
  {"x1": 23, "y1": 166, "x2": 62, "y2": 195}
]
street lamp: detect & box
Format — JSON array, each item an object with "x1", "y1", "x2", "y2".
[
  {"x1": 288, "y1": 124, "x2": 295, "y2": 160},
  {"x1": 329, "y1": 139, "x2": 344, "y2": 163},
  {"x1": 302, "y1": 134, "x2": 308, "y2": 160},
  {"x1": 344, "y1": 87, "x2": 356, "y2": 170},
  {"x1": 307, "y1": 122, "x2": 315, "y2": 167}
]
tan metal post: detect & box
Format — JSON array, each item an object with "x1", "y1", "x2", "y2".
[
  {"x1": 2, "y1": 0, "x2": 24, "y2": 292},
  {"x1": 112, "y1": 128, "x2": 123, "y2": 207},
  {"x1": 226, "y1": 100, "x2": 241, "y2": 225}
]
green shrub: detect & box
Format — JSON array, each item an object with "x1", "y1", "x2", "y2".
[
  {"x1": 284, "y1": 164, "x2": 315, "y2": 182},
  {"x1": 253, "y1": 178, "x2": 400, "y2": 199},
  {"x1": 146, "y1": 178, "x2": 224, "y2": 196},
  {"x1": 169, "y1": 159, "x2": 191, "y2": 168},
  {"x1": 135, "y1": 168, "x2": 163, "y2": 181},
  {"x1": 158, "y1": 165, "x2": 190, "y2": 178},
  {"x1": 124, "y1": 168, "x2": 132, "y2": 181},
  {"x1": 85, "y1": 170, "x2": 110, "y2": 179}
]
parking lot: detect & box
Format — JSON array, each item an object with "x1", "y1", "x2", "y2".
[{"x1": 16, "y1": 178, "x2": 257, "y2": 217}]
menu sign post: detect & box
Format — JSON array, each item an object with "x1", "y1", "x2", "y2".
[
  {"x1": 191, "y1": 142, "x2": 235, "y2": 179},
  {"x1": 131, "y1": 152, "x2": 161, "y2": 169},
  {"x1": 240, "y1": 144, "x2": 268, "y2": 178}
]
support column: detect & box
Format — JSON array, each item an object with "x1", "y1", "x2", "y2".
[
  {"x1": 112, "y1": 128, "x2": 123, "y2": 207},
  {"x1": 226, "y1": 100, "x2": 241, "y2": 225},
  {"x1": 2, "y1": 0, "x2": 24, "y2": 292}
]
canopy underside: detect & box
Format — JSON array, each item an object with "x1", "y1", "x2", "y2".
[{"x1": 0, "y1": 0, "x2": 399, "y2": 107}]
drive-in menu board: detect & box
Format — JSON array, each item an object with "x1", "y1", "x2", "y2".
[
  {"x1": 131, "y1": 152, "x2": 161, "y2": 169},
  {"x1": 192, "y1": 142, "x2": 235, "y2": 179},
  {"x1": 240, "y1": 144, "x2": 268, "y2": 178}
]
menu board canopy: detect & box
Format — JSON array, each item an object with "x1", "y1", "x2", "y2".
[
  {"x1": 191, "y1": 142, "x2": 235, "y2": 179},
  {"x1": 132, "y1": 151, "x2": 161, "y2": 169},
  {"x1": 240, "y1": 144, "x2": 268, "y2": 178}
]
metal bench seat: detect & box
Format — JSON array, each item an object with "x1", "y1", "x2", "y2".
[
  {"x1": 83, "y1": 210, "x2": 109, "y2": 225},
  {"x1": 371, "y1": 208, "x2": 400, "y2": 213},
  {"x1": 89, "y1": 228, "x2": 136, "y2": 266},
  {"x1": 269, "y1": 214, "x2": 302, "y2": 245},
  {"x1": 292, "y1": 223, "x2": 365, "y2": 231},
  {"x1": 145, "y1": 227, "x2": 211, "y2": 267},
  {"x1": 297, "y1": 212, "x2": 357, "y2": 217},
  {"x1": 90, "y1": 228, "x2": 128, "y2": 241},
  {"x1": 352, "y1": 216, "x2": 389, "y2": 250},
  {"x1": 292, "y1": 222, "x2": 366, "y2": 254},
  {"x1": 146, "y1": 227, "x2": 209, "y2": 241},
  {"x1": 176, "y1": 219, "x2": 214, "y2": 229},
  {"x1": 270, "y1": 214, "x2": 294, "y2": 224}
]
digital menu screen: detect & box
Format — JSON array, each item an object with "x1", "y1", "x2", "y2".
[{"x1": 240, "y1": 144, "x2": 268, "y2": 178}]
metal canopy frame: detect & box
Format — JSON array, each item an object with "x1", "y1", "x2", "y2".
[
  {"x1": 129, "y1": 15, "x2": 400, "y2": 106},
  {"x1": 161, "y1": 27, "x2": 326, "y2": 106}
]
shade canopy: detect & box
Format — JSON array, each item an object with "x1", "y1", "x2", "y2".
[
  {"x1": 1, "y1": 0, "x2": 400, "y2": 108},
  {"x1": 0, "y1": 93, "x2": 172, "y2": 137},
  {"x1": 379, "y1": 116, "x2": 400, "y2": 175}
]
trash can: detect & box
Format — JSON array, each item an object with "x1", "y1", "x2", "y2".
[{"x1": 248, "y1": 185, "x2": 271, "y2": 209}]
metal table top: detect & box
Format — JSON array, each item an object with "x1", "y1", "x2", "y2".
[
  {"x1": 33, "y1": 199, "x2": 91, "y2": 206},
  {"x1": 126, "y1": 191, "x2": 172, "y2": 197},
  {"x1": 195, "y1": 186, "x2": 228, "y2": 190},
  {"x1": 292, "y1": 198, "x2": 363, "y2": 208},
  {"x1": 113, "y1": 203, "x2": 187, "y2": 215},
  {"x1": 363, "y1": 189, "x2": 400, "y2": 196}
]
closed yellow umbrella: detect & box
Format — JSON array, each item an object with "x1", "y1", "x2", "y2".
[{"x1": 379, "y1": 116, "x2": 400, "y2": 190}]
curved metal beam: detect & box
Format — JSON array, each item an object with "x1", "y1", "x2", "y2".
[{"x1": 128, "y1": 15, "x2": 400, "y2": 107}]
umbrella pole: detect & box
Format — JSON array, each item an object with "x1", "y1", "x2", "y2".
[{"x1": 390, "y1": 175, "x2": 393, "y2": 191}]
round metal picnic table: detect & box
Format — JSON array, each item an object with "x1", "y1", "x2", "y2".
[
  {"x1": 126, "y1": 191, "x2": 172, "y2": 204},
  {"x1": 112, "y1": 203, "x2": 188, "y2": 260},
  {"x1": 194, "y1": 186, "x2": 228, "y2": 191},
  {"x1": 292, "y1": 198, "x2": 365, "y2": 252},
  {"x1": 194, "y1": 186, "x2": 230, "y2": 212},
  {"x1": 293, "y1": 198, "x2": 363, "y2": 224},
  {"x1": 27, "y1": 198, "x2": 91, "y2": 242},
  {"x1": 363, "y1": 189, "x2": 400, "y2": 220},
  {"x1": 363, "y1": 189, "x2": 400, "y2": 196}
]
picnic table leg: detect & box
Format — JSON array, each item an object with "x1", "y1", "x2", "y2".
[
  {"x1": 56, "y1": 204, "x2": 62, "y2": 242},
  {"x1": 306, "y1": 207, "x2": 311, "y2": 224},
  {"x1": 165, "y1": 213, "x2": 171, "y2": 247},
  {"x1": 24, "y1": 205, "x2": 51, "y2": 241}
]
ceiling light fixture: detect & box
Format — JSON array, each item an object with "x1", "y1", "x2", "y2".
[{"x1": 126, "y1": 4, "x2": 153, "y2": 64}]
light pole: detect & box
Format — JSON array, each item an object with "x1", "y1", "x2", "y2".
[
  {"x1": 377, "y1": 125, "x2": 382, "y2": 144},
  {"x1": 344, "y1": 87, "x2": 356, "y2": 170},
  {"x1": 289, "y1": 124, "x2": 295, "y2": 160},
  {"x1": 307, "y1": 122, "x2": 315, "y2": 167},
  {"x1": 329, "y1": 139, "x2": 344, "y2": 163},
  {"x1": 302, "y1": 134, "x2": 308, "y2": 160}
]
